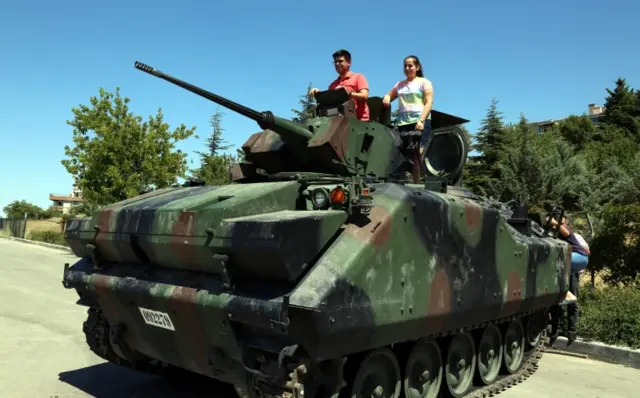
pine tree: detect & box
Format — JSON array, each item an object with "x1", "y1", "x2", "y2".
[
  {"x1": 474, "y1": 98, "x2": 507, "y2": 162},
  {"x1": 236, "y1": 148, "x2": 246, "y2": 162},
  {"x1": 499, "y1": 114, "x2": 545, "y2": 206},
  {"x1": 458, "y1": 124, "x2": 472, "y2": 155},
  {"x1": 206, "y1": 107, "x2": 231, "y2": 156},
  {"x1": 391, "y1": 107, "x2": 399, "y2": 126},
  {"x1": 541, "y1": 136, "x2": 592, "y2": 211},
  {"x1": 555, "y1": 115, "x2": 596, "y2": 151},
  {"x1": 583, "y1": 123, "x2": 640, "y2": 207},
  {"x1": 190, "y1": 107, "x2": 234, "y2": 185},
  {"x1": 291, "y1": 82, "x2": 316, "y2": 122},
  {"x1": 602, "y1": 78, "x2": 640, "y2": 141},
  {"x1": 465, "y1": 98, "x2": 508, "y2": 197}
]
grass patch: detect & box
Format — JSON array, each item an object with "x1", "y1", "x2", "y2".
[
  {"x1": 559, "y1": 284, "x2": 640, "y2": 349},
  {"x1": 26, "y1": 219, "x2": 62, "y2": 235},
  {"x1": 27, "y1": 230, "x2": 68, "y2": 247}
]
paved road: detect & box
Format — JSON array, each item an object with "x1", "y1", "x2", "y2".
[{"x1": 0, "y1": 238, "x2": 638, "y2": 398}]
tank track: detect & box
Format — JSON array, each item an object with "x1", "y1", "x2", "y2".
[
  {"x1": 449, "y1": 310, "x2": 548, "y2": 398},
  {"x1": 83, "y1": 307, "x2": 118, "y2": 363},
  {"x1": 290, "y1": 308, "x2": 551, "y2": 398},
  {"x1": 82, "y1": 307, "x2": 187, "y2": 379},
  {"x1": 82, "y1": 306, "x2": 549, "y2": 398}
]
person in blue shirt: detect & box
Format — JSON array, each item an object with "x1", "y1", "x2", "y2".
[{"x1": 551, "y1": 215, "x2": 590, "y2": 346}]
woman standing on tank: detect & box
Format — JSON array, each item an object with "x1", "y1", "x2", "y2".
[{"x1": 382, "y1": 55, "x2": 434, "y2": 183}]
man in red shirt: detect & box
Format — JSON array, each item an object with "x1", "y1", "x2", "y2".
[{"x1": 309, "y1": 49, "x2": 370, "y2": 121}]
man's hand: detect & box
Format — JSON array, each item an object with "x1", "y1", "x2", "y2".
[
  {"x1": 309, "y1": 88, "x2": 320, "y2": 96},
  {"x1": 382, "y1": 94, "x2": 391, "y2": 107},
  {"x1": 348, "y1": 89, "x2": 369, "y2": 101},
  {"x1": 416, "y1": 120, "x2": 424, "y2": 131}
]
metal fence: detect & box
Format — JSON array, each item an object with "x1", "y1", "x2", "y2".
[{"x1": 0, "y1": 217, "x2": 27, "y2": 239}]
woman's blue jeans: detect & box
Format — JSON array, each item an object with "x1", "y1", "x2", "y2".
[{"x1": 571, "y1": 252, "x2": 589, "y2": 272}]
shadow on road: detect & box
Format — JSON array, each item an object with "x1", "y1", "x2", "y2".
[{"x1": 59, "y1": 362, "x2": 238, "y2": 397}]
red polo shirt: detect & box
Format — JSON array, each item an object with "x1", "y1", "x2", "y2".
[{"x1": 328, "y1": 71, "x2": 370, "y2": 121}]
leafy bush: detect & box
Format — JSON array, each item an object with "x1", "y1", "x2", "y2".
[
  {"x1": 42, "y1": 206, "x2": 63, "y2": 219},
  {"x1": 28, "y1": 230, "x2": 68, "y2": 247},
  {"x1": 589, "y1": 204, "x2": 640, "y2": 285},
  {"x1": 574, "y1": 285, "x2": 640, "y2": 349}
]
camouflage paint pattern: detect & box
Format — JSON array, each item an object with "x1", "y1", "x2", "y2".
[
  {"x1": 287, "y1": 183, "x2": 570, "y2": 361},
  {"x1": 63, "y1": 177, "x2": 571, "y2": 387}
]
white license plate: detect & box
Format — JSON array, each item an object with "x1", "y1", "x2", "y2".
[{"x1": 138, "y1": 307, "x2": 175, "y2": 331}]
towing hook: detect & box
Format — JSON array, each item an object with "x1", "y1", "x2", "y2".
[{"x1": 62, "y1": 263, "x2": 71, "y2": 288}]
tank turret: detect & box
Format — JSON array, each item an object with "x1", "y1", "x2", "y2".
[{"x1": 135, "y1": 61, "x2": 469, "y2": 184}]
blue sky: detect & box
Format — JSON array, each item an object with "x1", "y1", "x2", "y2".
[{"x1": 1, "y1": 0, "x2": 638, "y2": 216}]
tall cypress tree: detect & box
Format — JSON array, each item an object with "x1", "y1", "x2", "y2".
[
  {"x1": 291, "y1": 82, "x2": 316, "y2": 122},
  {"x1": 206, "y1": 107, "x2": 231, "y2": 155},
  {"x1": 499, "y1": 114, "x2": 545, "y2": 205},
  {"x1": 191, "y1": 107, "x2": 234, "y2": 185},
  {"x1": 602, "y1": 78, "x2": 639, "y2": 141},
  {"x1": 465, "y1": 98, "x2": 507, "y2": 197}
]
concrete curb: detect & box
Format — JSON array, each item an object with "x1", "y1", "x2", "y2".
[
  {"x1": 545, "y1": 348, "x2": 589, "y2": 359},
  {"x1": 549, "y1": 336, "x2": 640, "y2": 369},
  {"x1": 0, "y1": 235, "x2": 73, "y2": 253}
]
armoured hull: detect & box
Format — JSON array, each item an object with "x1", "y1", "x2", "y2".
[
  {"x1": 62, "y1": 178, "x2": 571, "y2": 398},
  {"x1": 61, "y1": 61, "x2": 573, "y2": 397}
]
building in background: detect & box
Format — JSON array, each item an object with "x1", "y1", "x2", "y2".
[
  {"x1": 49, "y1": 184, "x2": 84, "y2": 214},
  {"x1": 528, "y1": 103, "x2": 606, "y2": 134}
]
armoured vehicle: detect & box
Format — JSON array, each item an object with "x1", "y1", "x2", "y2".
[{"x1": 61, "y1": 61, "x2": 573, "y2": 398}]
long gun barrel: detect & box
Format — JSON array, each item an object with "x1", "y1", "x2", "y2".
[{"x1": 134, "y1": 61, "x2": 313, "y2": 142}]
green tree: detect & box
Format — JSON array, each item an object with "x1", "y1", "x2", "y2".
[
  {"x1": 602, "y1": 78, "x2": 640, "y2": 141},
  {"x1": 391, "y1": 107, "x2": 399, "y2": 125},
  {"x1": 499, "y1": 115, "x2": 545, "y2": 205},
  {"x1": 205, "y1": 107, "x2": 231, "y2": 155},
  {"x1": 465, "y1": 98, "x2": 508, "y2": 197},
  {"x1": 236, "y1": 148, "x2": 246, "y2": 162},
  {"x1": 583, "y1": 124, "x2": 640, "y2": 207},
  {"x1": 41, "y1": 206, "x2": 63, "y2": 219},
  {"x1": 70, "y1": 202, "x2": 98, "y2": 217},
  {"x1": 554, "y1": 115, "x2": 596, "y2": 151},
  {"x1": 191, "y1": 154, "x2": 235, "y2": 185},
  {"x1": 496, "y1": 116, "x2": 593, "y2": 211},
  {"x1": 190, "y1": 107, "x2": 236, "y2": 185},
  {"x1": 458, "y1": 124, "x2": 472, "y2": 154},
  {"x1": 2, "y1": 200, "x2": 44, "y2": 219},
  {"x1": 291, "y1": 82, "x2": 316, "y2": 122},
  {"x1": 589, "y1": 203, "x2": 640, "y2": 286},
  {"x1": 573, "y1": 78, "x2": 640, "y2": 288},
  {"x1": 61, "y1": 87, "x2": 196, "y2": 207},
  {"x1": 539, "y1": 135, "x2": 592, "y2": 211}
]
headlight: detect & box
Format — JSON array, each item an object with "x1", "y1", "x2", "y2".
[{"x1": 311, "y1": 188, "x2": 329, "y2": 208}]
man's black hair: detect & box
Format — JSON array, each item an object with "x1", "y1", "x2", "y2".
[{"x1": 332, "y1": 49, "x2": 351, "y2": 62}]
